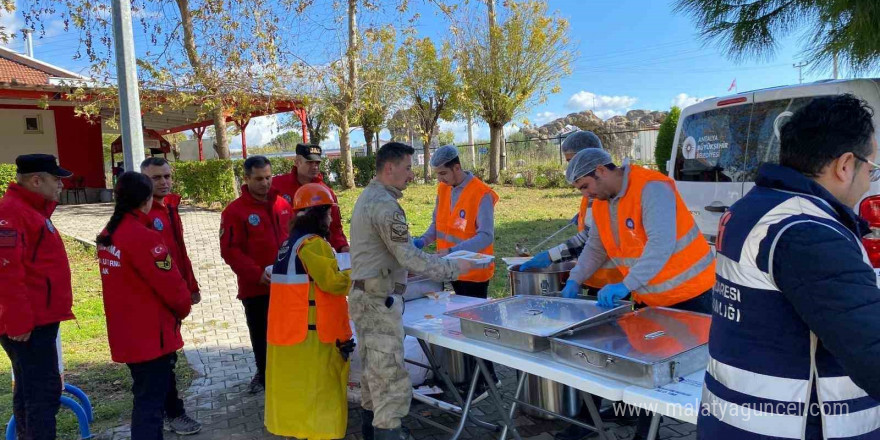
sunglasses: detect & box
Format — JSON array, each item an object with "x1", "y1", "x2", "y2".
[{"x1": 854, "y1": 154, "x2": 880, "y2": 182}]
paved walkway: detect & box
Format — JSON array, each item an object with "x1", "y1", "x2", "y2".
[{"x1": 52, "y1": 203, "x2": 696, "y2": 440}]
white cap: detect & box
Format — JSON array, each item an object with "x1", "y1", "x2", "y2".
[{"x1": 566, "y1": 148, "x2": 613, "y2": 184}]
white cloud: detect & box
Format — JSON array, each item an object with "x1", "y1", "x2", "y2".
[
  {"x1": 229, "y1": 114, "x2": 289, "y2": 150},
  {"x1": 567, "y1": 91, "x2": 638, "y2": 113},
  {"x1": 532, "y1": 111, "x2": 560, "y2": 125},
  {"x1": 594, "y1": 109, "x2": 624, "y2": 120},
  {"x1": 0, "y1": 7, "x2": 22, "y2": 48},
  {"x1": 671, "y1": 93, "x2": 710, "y2": 108}
]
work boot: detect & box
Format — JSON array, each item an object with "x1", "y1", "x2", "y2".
[
  {"x1": 247, "y1": 374, "x2": 264, "y2": 394},
  {"x1": 374, "y1": 427, "x2": 414, "y2": 440},
  {"x1": 361, "y1": 409, "x2": 375, "y2": 440},
  {"x1": 554, "y1": 423, "x2": 595, "y2": 440},
  {"x1": 599, "y1": 404, "x2": 639, "y2": 424},
  {"x1": 164, "y1": 413, "x2": 202, "y2": 435}
]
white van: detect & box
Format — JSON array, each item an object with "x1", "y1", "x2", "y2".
[{"x1": 669, "y1": 79, "x2": 880, "y2": 265}]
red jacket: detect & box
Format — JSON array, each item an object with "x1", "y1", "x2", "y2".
[
  {"x1": 98, "y1": 210, "x2": 192, "y2": 364},
  {"x1": 272, "y1": 168, "x2": 349, "y2": 251},
  {"x1": 220, "y1": 186, "x2": 291, "y2": 299},
  {"x1": 147, "y1": 194, "x2": 199, "y2": 294},
  {"x1": 0, "y1": 183, "x2": 74, "y2": 337}
]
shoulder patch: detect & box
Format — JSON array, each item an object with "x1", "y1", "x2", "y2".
[
  {"x1": 151, "y1": 245, "x2": 168, "y2": 258},
  {"x1": 0, "y1": 229, "x2": 17, "y2": 248},
  {"x1": 153, "y1": 217, "x2": 164, "y2": 231},
  {"x1": 155, "y1": 254, "x2": 173, "y2": 271}
]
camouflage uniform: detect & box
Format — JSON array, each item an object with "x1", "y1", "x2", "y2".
[{"x1": 349, "y1": 178, "x2": 459, "y2": 430}]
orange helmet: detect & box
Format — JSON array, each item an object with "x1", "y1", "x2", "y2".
[{"x1": 292, "y1": 183, "x2": 336, "y2": 210}]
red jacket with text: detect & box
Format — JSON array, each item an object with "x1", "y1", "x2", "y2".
[
  {"x1": 220, "y1": 186, "x2": 291, "y2": 299},
  {"x1": 271, "y1": 168, "x2": 348, "y2": 251},
  {"x1": 98, "y1": 210, "x2": 192, "y2": 364},
  {"x1": 0, "y1": 183, "x2": 74, "y2": 337},
  {"x1": 147, "y1": 194, "x2": 199, "y2": 294}
]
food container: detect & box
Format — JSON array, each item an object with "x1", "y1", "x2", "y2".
[
  {"x1": 515, "y1": 372, "x2": 582, "y2": 420},
  {"x1": 445, "y1": 296, "x2": 630, "y2": 352},
  {"x1": 443, "y1": 250, "x2": 494, "y2": 268},
  {"x1": 404, "y1": 274, "x2": 444, "y2": 301},
  {"x1": 550, "y1": 307, "x2": 711, "y2": 388},
  {"x1": 508, "y1": 262, "x2": 577, "y2": 296}
]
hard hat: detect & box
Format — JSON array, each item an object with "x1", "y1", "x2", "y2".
[{"x1": 292, "y1": 183, "x2": 336, "y2": 211}]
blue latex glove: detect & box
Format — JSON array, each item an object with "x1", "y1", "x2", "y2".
[
  {"x1": 519, "y1": 251, "x2": 552, "y2": 271},
  {"x1": 597, "y1": 283, "x2": 629, "y2": 308},
  {"x1": 413, "y1": 237, "x2": 426, "y2": 249},
  {"x1": 560, "y1": 280, "x2": 581, "y2": 298}
]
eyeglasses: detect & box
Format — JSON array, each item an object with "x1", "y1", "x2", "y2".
[{"x1": 854, "y1": 154, "x2": 880, "y2": 182}]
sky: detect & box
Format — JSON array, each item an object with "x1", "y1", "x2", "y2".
[{"x1": 1, "y1": 0, "x2": 873, "y2": 151}]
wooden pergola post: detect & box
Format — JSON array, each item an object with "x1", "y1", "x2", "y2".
[
  {"x1": 191, "y1": 126, "x2": 207, "y2": 161},
  {"x1": 297, "y1": 108, "x2": 309, "y2": 144},
  {"x1": 235, "y1": 119, "x2": 250, "y2": 158}
]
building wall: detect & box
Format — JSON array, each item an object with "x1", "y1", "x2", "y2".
[
  {"x1": 0, "y1": 105, "x2": 105, "y2": 187},
  {"x1": 53, "y1": 106, "x2": 105, "y2": 188},
  {"x1": 178, "y1": 138, "x2": 219, "y2": 161},
  {"x1": 0, "y1": 107, "x2": 59, "y2": 162}
]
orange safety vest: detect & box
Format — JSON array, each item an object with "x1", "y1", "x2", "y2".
[
  {"x1": 267, "y1": 235, "x2": 352, "y2": 346},
  {"x1": 435, "y1": 176, "x2": 499, "y2": 282},
  {"x1": 579, "y1": 196, "x2": 625, "y2": 289},
  {"x1": 592, "y1": 166, "x2": 715, "y2": 307}
]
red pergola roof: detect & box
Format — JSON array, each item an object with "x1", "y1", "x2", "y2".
[{"x1": 0, "y1": 57, "x2": 50, "y2": 86}]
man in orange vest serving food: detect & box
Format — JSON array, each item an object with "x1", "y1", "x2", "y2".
[{"x1": 413, "y1": 145, "x2": 498, "y2": 299}]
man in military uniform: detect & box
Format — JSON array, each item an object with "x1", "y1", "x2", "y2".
[{"x1": 349, "y1": 142, "x2": 475, "y2": 440}]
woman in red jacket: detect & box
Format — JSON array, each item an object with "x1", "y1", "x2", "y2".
[{"x1": 97, "y1": 172, "x2": 192, "y2": 440}]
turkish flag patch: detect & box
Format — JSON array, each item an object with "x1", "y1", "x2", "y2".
[
  {"x1": 0, "y1": 229, "x2": 17, "y2": 248},
  {"x1": 150, "y1": 245, "x2": 168, "y2": 258}
]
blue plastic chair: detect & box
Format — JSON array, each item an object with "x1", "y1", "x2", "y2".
[{"x1": 5, "y1": 383, "x2": 93, "y2": 440}]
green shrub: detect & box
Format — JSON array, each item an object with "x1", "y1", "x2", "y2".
[
  {"x1": 655, "y1": 106, "x2": 680, "y2": 175},
  {"x1": 172, "y1": 159, "x2": 237, "y2": 206},
  {"x1": 0, "y1": 163, "x2": 16, "y2": 194},
  {"x1": 232, "y1": 156, "x2": 295, "y2": 182},
  {"x1": 352, "y1": 156, "x2": 376, "y2": 187}
]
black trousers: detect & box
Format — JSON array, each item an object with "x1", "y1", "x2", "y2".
[
  {"x1": 127, "y1": 353, "x2": 177, "y2": 440},
  {"x1": 450, "y1": 281, "x2": 497, "y2": 385},
  {"x1": 0, "y1": 323, "x2": 62, "y2": 440},
  {"x1": 164, "y1": 353, "x2": 185, "y2": 419},
  {"x1": 242, "y1": 295, "x2": 270, "y2": 383}
]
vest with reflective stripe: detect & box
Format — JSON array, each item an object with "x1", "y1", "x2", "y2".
[
  {"x1": 436, "y1": 177, "x2": 499, "y2": 282},
  {"x1": 698, "y1": 188, "x2": 880, "y2": 440},
  {"x1": 267, "y1": 234, "x2": 352, "y2": 346},
  {"x1": 579, "y1": 196, "x2": 625, "y2": 289},
  {"x1": 592, "y1": 165, "x2": 715, "y2": 306}
]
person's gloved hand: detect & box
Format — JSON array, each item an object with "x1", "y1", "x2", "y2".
[
  {"x1": 560, "y1": 280, "x2": 581, "y2": 299},
  {"x1": 336, "y1": 338, "x2": 356, "y2": 362},
  {"x1": 519, "y1": 251, "x2": 552, "y2": 271},
  {"x1": 598, "y1": 283, "x2": 629, "y2": 307},
  {"x1": 413, "y1": 237, "x2": 426, "y2": 249}
]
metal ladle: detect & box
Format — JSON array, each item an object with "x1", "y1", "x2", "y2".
[{"x1": 515, "y1": 221, "x2": 576, "y2": 257}]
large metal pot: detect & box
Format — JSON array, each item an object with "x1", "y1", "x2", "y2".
[
  {"x1": 428, "y1": 345, "x2": 473, "y2": 384},
  {"x1": 516, "y1": 372, "x2": 582, "y2": 420},
  {"x1": 508, "y1": 261, "x2": 576, "y2": 296}
]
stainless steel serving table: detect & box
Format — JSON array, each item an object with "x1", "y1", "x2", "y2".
[{"x1": 402, "y1": 294, "x2": 709, "y2": 440}]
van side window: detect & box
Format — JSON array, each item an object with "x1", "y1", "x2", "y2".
[
  {"x1": 673, "y1": 104, "x2": 752, "y2": 182},
  {"x1": 742, "y1": 97, "x2": 816, "y2": 181}
]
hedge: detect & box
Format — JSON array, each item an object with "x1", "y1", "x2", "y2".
[
  {"x1": 171, "y1": 159, "x2": 237, "y2": 206},
  {"x1": 499, "y1": 163, "x2": 567, "y2": 188},
  {"x1": 0, "y1": 163, "x2": 15, "y2": 194},
  {"x1": 232, "y1": 156, "x2": 295, "y2": 182},
  {"x1": 325, "y1": 156, "x2": 377, "y2": 188}
]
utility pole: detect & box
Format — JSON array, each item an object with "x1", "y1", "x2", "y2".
[
  {"x1": 833, "y1": 53, "x2": 839, "y2": 79},
  {"x1": 111, "y1": 0, "x2": 145, "y2": 171},
  {"x1": 793, "y1": 61, "x2": 808, "y2": 84}
]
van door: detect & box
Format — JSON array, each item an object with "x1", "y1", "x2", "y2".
[{"x1": 672, "y1": 99, "x2": 753, "y2": 243}]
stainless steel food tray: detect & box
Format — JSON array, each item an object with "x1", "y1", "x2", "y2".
[
  {"x1": 404, "y1": 274, "x2": 443, "y2": 301},
  {"x1": 444, "y1": 295, "x2": 630, "y2": 352},
  {"x1": 550, "y1": 307, "x2": 711, "y2": 388}
]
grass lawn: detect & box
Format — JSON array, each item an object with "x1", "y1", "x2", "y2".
[
  {"x1": 0, "y1": 237, "x2": 194, "y2": 439},
  {"x1": 334, "y1": 183, "x2": 584, "y2": 297}
]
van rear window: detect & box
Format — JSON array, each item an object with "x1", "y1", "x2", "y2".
[
  {"x1": 674, "y1": 105, "x2": 752, "y2": 182},
  {"x1": 742, "y1": 97, "x2": 816, "y2": 181}
]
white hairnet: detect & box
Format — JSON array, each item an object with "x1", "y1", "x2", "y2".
[
  {"x1": 430, "y1": 145, "x2": 460, "y2": 167},
  {"x1": 566, "y1": 148, "x2": 613, "y2": 184},
  {"x1": 561, "y1": 131, "x2": 603, "y2": 154}
]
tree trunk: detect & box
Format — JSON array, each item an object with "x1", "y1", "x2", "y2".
[
  {"x1": 363, "y1": 127, "x2": 374, "y2": 156},
  {"x1": 467, "y1": 112, "x2": 476, "y2": 169},
  {"x1": 422, "y1": 133, "x2": 433, "y2": 183},
  {"x1": 488, "y1": 122, "x2": 503, "y2": 183},
  {"x1": 339, "y1": 117, "x2": 356, "y2": 189},
  {"x1": 211, "y1": 106, "x2": 230, "y2": 159}
]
